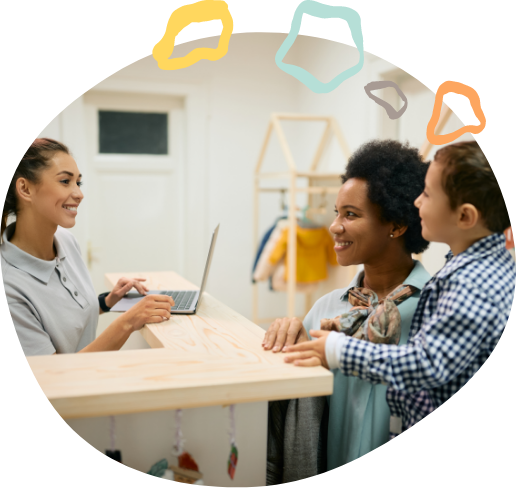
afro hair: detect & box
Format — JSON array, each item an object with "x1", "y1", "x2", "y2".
[{"x1": 341, "y1": 139, "x2": 430, "y2": 255}]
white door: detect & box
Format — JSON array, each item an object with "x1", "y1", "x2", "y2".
[{"x1": 82, "y1": 90, "x2": 185, "y2": 345}]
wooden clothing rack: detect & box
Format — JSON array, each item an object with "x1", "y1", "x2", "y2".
[
  {"x1": 419, "y1": 105, "x2": 452, "y2": 159},
  {"x1": 253, "y1": 113, "x2": 354, "y2": 323},
  {"x1": 252, "y1": 105, "x2": 454, "y2": 323}
]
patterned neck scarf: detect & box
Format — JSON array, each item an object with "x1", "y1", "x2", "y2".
[{"x1": 335, "y1": 283, "x2": 417, "y2": 345}]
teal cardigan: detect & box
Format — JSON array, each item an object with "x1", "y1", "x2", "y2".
[{"x1": 303, "y1": 261, "x2": 431, "y2": 469}]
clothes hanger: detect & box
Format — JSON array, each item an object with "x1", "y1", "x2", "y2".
[
  {"x1": 306, "y1": 190, "x2": 327, "y2": 218},
  {"x1": 298, "y1": 205, "x2": 321, "y2": 229},
  {"x1": 277, "y1": 189, "x2": 320, "y2": 228}
]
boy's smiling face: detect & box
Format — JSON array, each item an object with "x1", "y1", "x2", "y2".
[{"x1": 414, "y1": 159, "x2": 458, "y2": 244}]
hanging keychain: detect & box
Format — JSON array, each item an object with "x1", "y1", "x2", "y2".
[
  {"x1": 105, "y1": 415, "x2": 122, "y2": 462},
  {"x1": 173, "y1": 409, "x2": 198, "y2": 470},
  {"x1": 227, "y1": 404, "x2": 238, "y2": 480},
  {"x1": 172, "y1": 409, "x2": 186, "y2": 459},
  {"x1": 169, "y1": 409, "x2": 203, "y2": 483}
]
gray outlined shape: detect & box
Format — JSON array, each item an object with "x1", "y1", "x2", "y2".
[{"x1": 364, "y1": 81, "x2": 408, "y2": 120}]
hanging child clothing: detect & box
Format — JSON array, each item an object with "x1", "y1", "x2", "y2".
[
  {"x1": 252, "y1": 217, "x2": 287, "y2": 282},
  {"x1": 270, "y1": 260, "x2": 319, "y2": 293},
  {"x1": 253, "y1": 220, "x2": 289, "y2": 283},
  {"x1": 253, "y1": 221, "x2": 322, "y2": 292},
  {"x1": 269, "y1": 226, "x2": 338, "y2": 283}
]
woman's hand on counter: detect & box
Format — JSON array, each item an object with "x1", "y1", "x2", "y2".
[
  {"x1": 262, "y1": 317, "x2": 309, "y2": 353},
  {"x1": 105, "y1": 277, "x2": 149, "y2": 309},
  {"x1": 79, "y1": 294, "x2": 175, "y2": 353},
  {"x1": 123, "y1": 294, "x2": 175, "y2": 331}
]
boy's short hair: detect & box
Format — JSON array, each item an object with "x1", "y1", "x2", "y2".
[{"x1": 435, "y1": 141, "x2": 510, "y2": 233}]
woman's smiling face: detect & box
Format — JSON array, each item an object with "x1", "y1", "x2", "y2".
[
  {"x1": 329, "y1": 178, "x2": 395, "y2": 267},
  {"x1": 24, "y1": 151, "x2": 84, "y2": 229}
]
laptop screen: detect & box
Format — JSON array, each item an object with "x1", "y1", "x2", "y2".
[{"x1": 196, "y1": 224, "x2": 220, "y2": 307}]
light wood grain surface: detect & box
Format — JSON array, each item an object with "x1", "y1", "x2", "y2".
[
  {"x1": 105, "y1": 272, "x2": 272, "y2": 355},
  {"x1": 29, "y1": 348, "x2": 331, "y2": 418},
  {"x1": 27, "y1": 271, "x2": 333, "y2": 418}
]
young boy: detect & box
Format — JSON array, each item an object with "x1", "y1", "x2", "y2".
[{"x1": 284, "y1": 140, "x2": 515, "y2": 436}]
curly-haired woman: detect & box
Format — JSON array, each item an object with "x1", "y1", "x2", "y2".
[{"x1": 264, "y1": 139, "x2": 431, "y2": 478}]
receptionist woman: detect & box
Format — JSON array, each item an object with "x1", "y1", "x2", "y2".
[{"x1": 1, "y1": 138, "x2": 174, "y2": 356}]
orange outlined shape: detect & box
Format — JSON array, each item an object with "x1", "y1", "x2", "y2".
[
  {"x1": 152, "y1": 0, "x2": 233, "y2": 71},
  {"x1": 427, "y1": 81, "x2": 486, "y2": 145}
]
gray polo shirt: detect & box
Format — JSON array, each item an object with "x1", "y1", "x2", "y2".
[{"x1": 1, "y1": 223, "x2": 98, "y2": 356}]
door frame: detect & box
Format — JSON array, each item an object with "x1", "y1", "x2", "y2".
[{"x1": 84, "y1": 78, "x2": 209, "y2": 282}]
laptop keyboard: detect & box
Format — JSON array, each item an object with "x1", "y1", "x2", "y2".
[{"x1": 160, "y1": 290, "x2": 197, "y2": 311}]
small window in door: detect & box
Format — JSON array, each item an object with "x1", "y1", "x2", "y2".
[{"x1": 98, "y1": 110, "x2": 168, "y2": 155}]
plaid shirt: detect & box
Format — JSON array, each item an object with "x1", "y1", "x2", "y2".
[{"x1": 337, "y1": 233, "x2": 515, "y2": 432}]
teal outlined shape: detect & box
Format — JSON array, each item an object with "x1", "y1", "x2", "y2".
[{"x1": 275, "y1": 1, "x2": 364, "y2": 93}]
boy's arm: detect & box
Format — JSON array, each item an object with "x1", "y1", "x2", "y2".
[
  {"x1": 335, "y1": 278, "x2": 503, "y2": 393},
  {"x1": 286, "y1": 278, "x2": 505, "y2": 393}
]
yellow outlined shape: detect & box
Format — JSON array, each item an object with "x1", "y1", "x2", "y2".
[{"x1": 152, "y1": 0, "x2": 233, "y2": 71}]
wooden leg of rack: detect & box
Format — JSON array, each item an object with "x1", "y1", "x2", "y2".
[
  {"x1": 253, "y1": 178, "x2": 260, "y2": 324},
  {"x1": 252, "y1": 283, "x2": 259, "y2": 325},
  {"x1": 288, "y1": 175, "x2": 297, "y2": 317},
  {"x1": 419, "y1": 105, "x2": 452, "y2": 160},
  {"x1": 304, "y1": 293, "x2": 312, "y2": 317}
]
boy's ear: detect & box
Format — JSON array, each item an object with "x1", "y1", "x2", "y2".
[{"x1": 456, "y1": 203, "x2": 479, "y2": 230}]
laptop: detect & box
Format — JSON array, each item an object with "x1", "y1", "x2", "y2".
[{"x1": 111, "y1": 224, "x2": 219, "y2": 315}]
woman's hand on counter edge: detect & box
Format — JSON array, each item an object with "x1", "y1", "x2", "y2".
[
  {"x1": 262, "y1": 317, "x2": 309, "y2": 352},
  {"x1": 105, "y1": 277, "x2": 150, "y2": 308},
  {"x1": 122, "y1": 294, "x2": 175, "y2": 332}
]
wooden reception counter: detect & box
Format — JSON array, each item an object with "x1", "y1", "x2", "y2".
[{"x1": 28, "y1": 271, "x2": 333, "y2": 419}]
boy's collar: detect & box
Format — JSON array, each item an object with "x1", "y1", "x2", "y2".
[{"x1": 437, "y1": 233, "x2": 506, "y2": 279}]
